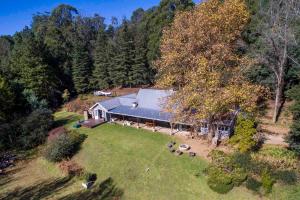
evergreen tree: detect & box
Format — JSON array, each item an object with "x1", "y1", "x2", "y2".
[
  {"x1": 0, "y1": 76, "x2": 14, "y2": 122},
  {"x1": 286, "y1": 85, "x2": 300, "y2": 154},
  {"x1": 142, "y1": 0, "x2": 194, "y2": 65},
  {"x1": 110, "y1": 20, "x2": 135, "y2": 87},
  {"x1": 130, "y1": 24, "x2": 151, "y2": 86},
  {"x1": 10, "y1": 28, "x2": 59, "y2": 106},
  {"x1": 72, "y1": 40, "x2": 91, "y2": 94},
  {"x1": 91, "y1": 29, "x2": 110, "y2": 89}
]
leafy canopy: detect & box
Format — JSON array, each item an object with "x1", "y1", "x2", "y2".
[{"x1": 156, "y1": 0, "x2": 263, "y2": 128}]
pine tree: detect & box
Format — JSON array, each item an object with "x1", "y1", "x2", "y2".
[
  {"x1": 91, "y1": 29, "x2": 110, "y2": 90},
  {"x1": 10, "y1": 28, "x2": 59, "y2": 106},
  {"x1": 130, "y1": 24, "x2": 151, "y2": 86},
  {"x1": 110, "y1": 20, "x2": 135, "y2": 87},
  {"x1": 72, "y1": 41, "x2": 91, "y2": 94}
]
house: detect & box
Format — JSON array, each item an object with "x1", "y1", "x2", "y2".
[{"x1": 89, "y1": 88, "x2": 236, "y2": 139}]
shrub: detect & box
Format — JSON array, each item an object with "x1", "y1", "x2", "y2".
[
  {"x1": 261, "y1": 169, "x2": 275, "y2": 194},
  {"x1": 206, "y1": 166, "x2": 234, "y2": 194},
  {"x1": 253, "y1": 146, "x2": 299, "y2": 170},
  {"x1": 230, "y1": 114, "x2": 257, "y2": 153},
  {"x1": 231, "y1": 168, "x2": 248, "y2": 186},
  {"x1": 58, "y1": 160, "x2": 84, "y2": 176},
  {"x1": 275, "y1": 170, "x2": 297, "y2": 184},
  {"x1": 246, "y1": 177, "x2": 262, "y2": 192},
  {"x1": 44, "y1": 130, "x2": 86, "y2": 162},
  {"x1": 208, "y1": 150, "x2": 231, "y2": 168},
  {"x1": 18, "y1": 108, "x2": 54, "y2": 149}
]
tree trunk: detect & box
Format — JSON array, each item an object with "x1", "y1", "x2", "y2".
[
  {"x1": 207, "y1": 120, "x2": 214, "y2": 142},
  {"x1": 273, "y1": 80, "x2": 284, "y2": 123}
]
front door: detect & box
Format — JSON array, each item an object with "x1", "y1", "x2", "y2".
[{"x1": 94, "y1": 110, "x2": 102, "y2": 120}]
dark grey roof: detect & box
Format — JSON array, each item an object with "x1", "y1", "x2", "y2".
[{"x1": 108, "y1": 105, "x2": 172, "y2": 122}]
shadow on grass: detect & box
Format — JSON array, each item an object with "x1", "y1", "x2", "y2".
[
  {"x1": 54, "y1": 115, "x2": 81, "y2": 127},
  {"x1": 0, "y1": 176, "x2": 73, "y2": 200},
  {"x1": 59, "y1": 177, "x2": 124, "y2": 200},
  {"x1": 0, "y1": 166, "x2": 26, "y2": 188}
]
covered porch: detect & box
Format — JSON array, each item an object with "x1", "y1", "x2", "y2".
[{"x1": 107, "y1": 113, "x2": 208, "y2": 137}]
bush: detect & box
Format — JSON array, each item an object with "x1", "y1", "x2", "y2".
[
  {"x1": 231, "y1": 168, "x2": 248, "y2": 186},
  {"x1": 206, "y1": 166, "x2": 234, "y2": 194},
  {"x1": 18, "y1": 108, "x2": 54, "y2": 149},
  {"x1": 253, "y1": 146, "x2": 298, "y2": 170},
  {"x1": 44, "y1": 130, "x2": 86, "y2": 162},
  {"x1": 230, "y1": 114, "x2": 257, "y2": 153},
  {"x1": 246, "y1": 177, "x2": 262, "y2": 192},
  {"x1": 261, "y1": 169, "x2": 275, "y2": 194},
  {"x1": 58, "y1": 160, "x2": 84, "y2": 176}
]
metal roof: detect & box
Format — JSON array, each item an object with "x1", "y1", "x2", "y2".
[
  {"x1": 96, "y1": 88, "x2": 236, "y2": 125},
  {"x1": 136, "y1": 89, "x2": 173, "y2": 111},
  {"x1": 108, "y1": 105, "x2": 173, "y2": 122},
  {"x1": 99, "y1": 98, "x2": 120, "y2": 111}
]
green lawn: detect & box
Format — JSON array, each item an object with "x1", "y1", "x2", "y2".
[
  {"x1": 54, "y1": 111, "x2": 262, "y2": 200},
  {"x1": 2, "y1": 111, "x2": 298, "y2": 199}
]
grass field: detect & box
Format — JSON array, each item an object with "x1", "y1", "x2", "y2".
[{"x1": 1, "y1": 111, "x2": 299, "y2": 199}]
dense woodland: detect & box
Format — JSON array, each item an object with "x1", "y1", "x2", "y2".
[{"x1": 0, "y1": 0, "x2": 300, "y2": 155}]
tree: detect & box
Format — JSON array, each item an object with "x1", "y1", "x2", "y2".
[
  {"x1": 43, "y1": 5, "x2": 79, "y2": 94},
  {"x1": 110, "y1": 20, "x2": 135, "y2": 87},
  {"x1": 91, "y1": 29, "x2": 110, "y2": 89},
  {"x1": 286, "y1": 85, "x2": 300, "y2": 154},
  {"x1": 255, "y1": 0, "x2": 300, "y2": 123},
  {"x1": 10, "y1": 28, "x2": 59, "y2": 106},
  {"x1": 18, "y1": 108, "x2": 54, "y2": 149},
  {"x1": 130, "y1": 18, "x2": 152, "y2": 86},
  {"x1": 0, "y1": 36, "x2": 14, "y2": 79},
  {"x1": 0, "y1": 76, "x2": 14, "y2": 122},
  {"x1": 143, "y1": 0, "x2": 194, "y2": 65},
  {"x1": 72, "y1": 40, "x2": 91, "y2": 94},
  {"x1": 156, "y1": 0, "x2": 263, "y2": 142}
]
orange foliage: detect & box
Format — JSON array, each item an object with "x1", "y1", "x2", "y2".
[{"x1": 155, "y1": 0, "x2": 265, "y2": 139}]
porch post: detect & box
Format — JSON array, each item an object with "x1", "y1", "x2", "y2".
[
  {"x1": 137, "y1": 118, "x2": 140, "y2": 128},
  {"x1": 123, "y1": 115, "x2": 125, "y2": 126},
  {"x1": 170, "y1": 123, "x2": 173, "y2": 135}
]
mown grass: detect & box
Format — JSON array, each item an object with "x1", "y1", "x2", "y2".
[
  {"x1": 1, "y1": 110, "x2": 299, "y2": 199},
  {"x1": 53, "y1": 110, "x2": 263, "y2": 200}
]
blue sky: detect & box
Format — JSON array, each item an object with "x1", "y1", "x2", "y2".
[{"x1": 0, "y1": 0, "x2": 201, "y2": 36}]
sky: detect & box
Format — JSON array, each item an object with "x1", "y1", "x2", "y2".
[{"x1": 0, "y1": 0, "x2": 201, "y2": 36}]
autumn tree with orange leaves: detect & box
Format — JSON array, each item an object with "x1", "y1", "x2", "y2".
[{"x1": 155, "y1": 0, "x2": 264, "y2": 143}]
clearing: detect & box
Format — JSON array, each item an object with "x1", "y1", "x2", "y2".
[{"x1": 0, "y1": 111, "x2": 299, "y2": 200}]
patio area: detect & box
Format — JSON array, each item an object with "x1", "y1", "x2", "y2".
[
  {"x1": 81, "y1": 118, "x2": 106, "y2": 128},
  {"x1": 110, "y1": 117, "x2": 191, "y2": 136}
]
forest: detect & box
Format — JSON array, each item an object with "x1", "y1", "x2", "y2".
[{"x1": 0, "y1": 0, "x2": 300, "y2": 157}]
